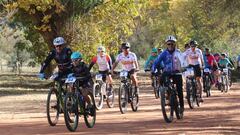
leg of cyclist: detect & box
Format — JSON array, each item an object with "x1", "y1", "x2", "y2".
[
  {"x1": 130, "y1": 69, "x2": 139, "y2": 93},
  {"x1": 106, "y1": 73, "x2": 113, "y2": 96},
  {"x1": 194, "y1": 65, "x2": 203, "y2": 102},
  {"x1": 173, "y1": 74, "x2": 184, "y2": 112}
]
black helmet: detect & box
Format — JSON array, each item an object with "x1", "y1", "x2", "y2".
[
  {"x1": 189, "y1": 40, "x2": 198, "y2": 46},
  {"x1": 121, "y1": 42, "x2": 130, "y2": 49}
]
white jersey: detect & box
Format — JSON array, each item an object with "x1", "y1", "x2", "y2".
[
  {"x1": 116, "y1": 52, "x2": 137, "y2": 71},
  {"x1": 185, "y1": 48, "x2": 204, "y2": 66},
  {"x1": 91, "y1": 54, "x2": 111, "y2": 71}
]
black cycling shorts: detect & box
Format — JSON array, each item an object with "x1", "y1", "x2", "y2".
[{"x1": 189, "y1": 64, "x2": 202, "y2": 77}]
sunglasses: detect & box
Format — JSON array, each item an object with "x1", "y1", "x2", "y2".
[
  {"x1": 55, "y1": 45, "x2": 62, "y2": 48},
  {"x1": 167, "y1": 43, "x2": 174, "y2": 46},
  {"x1": 72, "y1": 59, "x2": 79, "y2": 62}
]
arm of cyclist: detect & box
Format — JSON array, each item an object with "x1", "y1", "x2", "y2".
[
  {"x1": 38, "y1": 50, "x2": 55, "y2": 79},
  {"x1": 88, "y1": 56, "x2": 97, "y2": 71}
]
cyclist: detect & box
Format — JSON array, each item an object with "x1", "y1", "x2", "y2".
[
  {"x1": 144, "y1": 48, "x2": 159, "y2": 87},
  {"x1": 214, "y1": 53, "x2": 221, "y2": 63},
  {"x1": 70, "y1": 52, "x2": 93, "y2": 103},
  {"x1": 111, "y1": 42, "x2": 140, "y2": 93},
  {"x1": 38, "y1": 37, "x2": 72, "y2": 81},
  {"x1": 152, "y1": 35, "x2": 184, "y2": 113},
  {"x1": 185, "y1": 40, "x2": 205, "y2": 102},
  {"x1": 89, "y1": 45, "x2": 113, "y2": 96},
  {"x1": 203, "y1": 48, "x2": 219, "y2": 85},
  {"x1": 144, "y1": 48, "x2": 158, "y2": 71},
  {"x1": 158, "y1": 47, "x2": 163, "y2": 54},
  {"x1": 218, "y1": 53, "x2": 234, "y2": 69}
]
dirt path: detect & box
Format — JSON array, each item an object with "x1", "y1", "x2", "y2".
[{"x1": 0, "y1": 80, "x2": 240, "y2": 135}]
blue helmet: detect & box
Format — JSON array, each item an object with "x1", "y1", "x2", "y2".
[
  {"x1": 53, "y1": 37, "x2": 66, "y2": 46},
  {"x1": 71, "y1": 52, "x2": 82, "y2": 59}
]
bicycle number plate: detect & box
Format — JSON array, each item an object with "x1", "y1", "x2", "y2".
[
  {"x1": 223, "y1": 68, "x2": 228, "y2": 74},
  {"x1": 204, "y1": 68, "x2": 210, "y2": 73},
  {"x1": 65, "y1": 77, "x2": 76, "y2": 83},
  {"x1": 184, "y1": 68, "x2": 194, "y2": 77},
  {"x1": 95, "y1": 74, "x2": 102, "y2": 81},
  {"x1": 120, "y1": 71, "x2": 128, "y2": 77},
  {"x1": 50, "y1": 73, "x2": 58, "y2": 80}
]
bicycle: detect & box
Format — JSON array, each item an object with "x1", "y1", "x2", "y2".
[
  {"x1": 159, "y1": 72, "x2": 183, "y2": 123},
  {"x1": 145, "y1": 68, "x2": 161, "y2": 99},
  {"x1": 46, "y1": 73, "x2": 67, "y2": 126},
  {"x1": 203, "y1": 67, "x2": 212, "y2": 97},
  {"x1": 183, "y1": 67, "x2": 200, "y2": 109},
  {"x1": 63, "y1": 75, "x2": 96, "y2": 132},
  {"x1": 117, "y1": 70, "x2": 139, "y2": 114},
  {"x1": 93, "y1": 73, "x2": 115, "y2": 110},
  {"x1": 218, "y1": 68, "x2": 229, "y2": 93}
]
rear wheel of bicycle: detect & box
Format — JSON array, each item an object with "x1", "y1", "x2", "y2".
[
  {"x1": 118, "y1": 84, "x2": 128, "y2": 114},
  {"x1": 84, "y1": 92, "x2": 96, "y2": 128},
  {"x1": 106, "y1": 86, "x2": 115, "y2": 108},
  {"x1": 93, "y1": 83, "x2": 103, "y2": 110},
  {"x1": 160, "y1": 87, "x2": 173, "y2": 123},
  {"x1": 131, "y1": 88, "x2": 139, "y2": 112},
  {"x1": 46, "y1": 88, "x2": 60, "y2": 126},
  {"x1": 64, "y1": 92, "x2": 79, "y2": 132},
  {"x1": 186, "y1": 82, "x2": 195, "y2": 109}
]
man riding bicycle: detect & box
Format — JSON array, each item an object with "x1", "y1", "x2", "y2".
[
  {"x1": 203, "y1": 48, "x2": 219, "y2": 85},
  {"x1": 39, "y1": 37, "x2": 72, "y2": 81},
  {"x1": 111, "y1": 42, "x2": 140, "y2": 93},
  {"x1": 89, "y1": 45, "x2": 113, "y2": 96},
  {"x1": 152, "y1": 35, "x2": 184, "y2": 113},
  {"x1": 185, "y1": 40, "x2": 205, "y2": 102}
]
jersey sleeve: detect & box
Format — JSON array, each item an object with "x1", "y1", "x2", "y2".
[
  {"x1": 39, "y1": 50, "x2": 55, "y2": 73},
  {"x1": 115, "y1": 54, "x2": 121, "y2": 63},
  {"x1": 106, "y1": 54, "x2": 113, "y2": 70},
  {"x1": 91, "y1": 56, "x2": 97, "y2": 63}
]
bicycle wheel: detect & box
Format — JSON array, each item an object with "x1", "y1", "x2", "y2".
[
  {"x1": 160, "y1": 87, "x2": 173, "y2": 123},
  {"x1": 224, "y1": 76, "x2": 229, "y2": 93},
  {"x1": 186, "y1": 81, "x2": 195, "y2": 109},
  {"x1": 173, "y1": 93, "x2": 182, "y2": 120},
  {"x1": 64, "y1": 92, "x2": 79, "y2": 132},
  {"x1": 205, "y1": 76, "x2": 211, "y2": 97},
  {"x1": 153, "y1": 77, "x2": 159, "y2": 99},
  {"x1": 46, "y1": 88, "x2": 60, "y2": 126},
  {"x1": 84, "y1": 92, "x2": 96, "y2": 128},
  {"x1": 106, "y1": 86, "x2": 115, "y2": 108},
  {"x1": 118, "y1": 83, "x2": 128, "y2": 114},
  {"x1": 93, "y1": 83, "x2": 103, "y2": 110},
  {"x1": 131, "y1": 87, "x2": 139, "y2": 112}
]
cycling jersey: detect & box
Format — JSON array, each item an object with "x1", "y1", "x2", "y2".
[
  {"x1": 116, "y1": 52, "x2": 137, "y2": 71},
  {"x1": 185, "y1": 48, "x2": 204, "y2": 66},
  {"x1": 203, "y1": 53, "x2": 216, "y2": 68},
  {"x1": 89, "y1": 54, "x2": 112, "y2": 71},
  {"x1": 152, "y1": 49, "x2": 183, "y2": 73},
  {"x1": 144, "y1": 55, "x2": 158, "y2": 70},
  {"x1": 218, "y1": 58, "x2": 233, "y2": 68},
  {"x1": 40, "y1": 47, "x2": 72, "y2": 73}
]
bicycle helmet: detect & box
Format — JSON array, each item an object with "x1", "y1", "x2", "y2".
[
  {"x1": 165, "y1": 35, "x2": 177, "y2": 42},
  {"x1": 121, "y1": 42, "x2": 131, "y2": 49},
  {"x1": 71, "y1": 52, "x2": 82, "y2": 59},
  {"x1": 189, "y1": 40, "x2": 198, "y2": 46},
  {"x1": 97, "y1": 46, "x2": 106, "y2": 52},
  {"x1": 151, "y1": 48, "x2": 158, "y2": 53},
  {"x1": 53, "y1": 37, "x2": 66, "y2": 46}
]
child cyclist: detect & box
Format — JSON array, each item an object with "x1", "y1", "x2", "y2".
[{"x1": 69, "y1": 52, "x2": 94, "y2": 95}]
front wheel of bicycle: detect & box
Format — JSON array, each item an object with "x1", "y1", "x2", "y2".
[
  {"x1": 160, "y1": 87, "x2": 174, "y2": 123},
  {"x1": 46, "y1": 88, "x2": 60, "y2": 126},
  {"x1": 93, "y1": 83, "x2": 103, "y2": 110},
  {"x1": 118, "y1": 84, "x2": 128, "y2": 114},
  {"x1": 106, "y1": 86, "x2": 115, "y2": 108},
  {"x1": 64, "y1": 92, "x2": 79, "y2": 132}
]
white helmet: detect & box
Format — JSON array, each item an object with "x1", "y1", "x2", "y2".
[
  {"x1": 97, "y1": 46, "x2": 106, "y2": 52},
  {"x1": 53, "y1": 37, "x2": 66, "y2": 46},
  {"x1": 165, "y1": 35, "x2": 177, "y2": 42}
]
